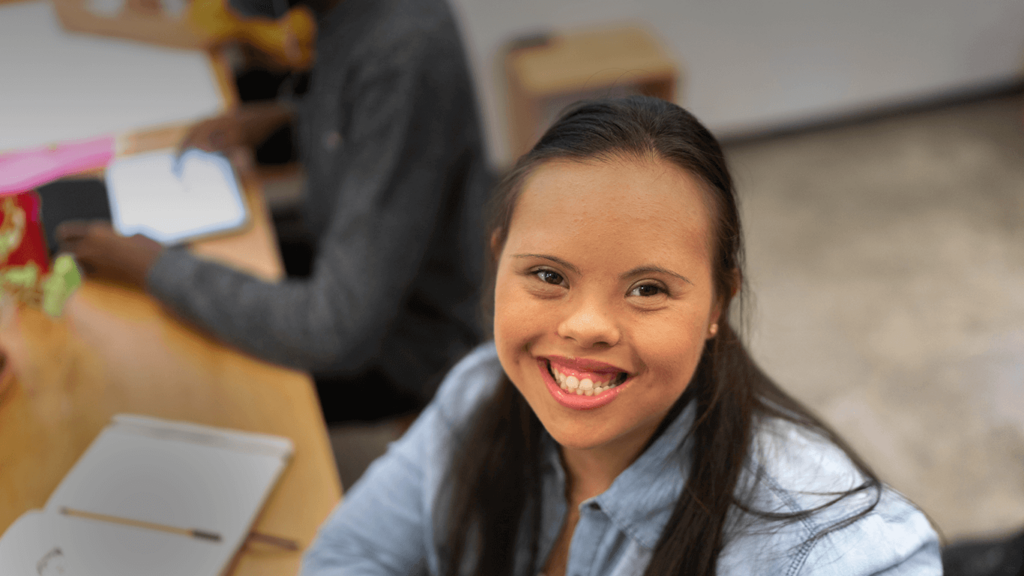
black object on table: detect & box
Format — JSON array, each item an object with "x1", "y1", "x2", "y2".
[{"x1": 36, "y1": 178, "x2": 112, "y2": 256}]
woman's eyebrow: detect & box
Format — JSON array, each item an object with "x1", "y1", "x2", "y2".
[
  {"x1": 621, "y1": 265, "x2": 694, "y2": 286},
  {"x1": 511, "y1": 254, "x2": 581, "y2": 274}
]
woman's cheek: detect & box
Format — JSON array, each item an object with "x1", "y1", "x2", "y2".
[
  {"x1": 497, "y1": 275, "x2": 541, "y2": 327},
  {"x1": 494, "y1": 275, "x2": 533, "y2": 354},
  {"x1": 639, "y1": 314, "x2": 706, "y2": 384}
]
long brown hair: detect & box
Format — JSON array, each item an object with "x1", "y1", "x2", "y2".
[{"x1": 438, "y1": 96, "x2": 880, "y2": 576}]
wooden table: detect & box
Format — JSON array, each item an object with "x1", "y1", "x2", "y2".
[{"x1": 0, "y1": 7, "x2": 342, "y2": 574}]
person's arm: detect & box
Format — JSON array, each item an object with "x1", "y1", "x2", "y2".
[
  {"x1": 301, "y1": 344, "x2": 500, "y2": 575},
  {"x1": 177, "y1": 101, "x2": 294, "y2": 155},
  {"x1": 71, "y1": 31, "x2": 478, "y2": 374},
  {"x1": 301, "y1": 412, "x2": 435, "y2": 575}
]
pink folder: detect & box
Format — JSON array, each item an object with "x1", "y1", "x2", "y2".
[{"x1": 0, "y1": 136, "x2": 115, "y2": 195}]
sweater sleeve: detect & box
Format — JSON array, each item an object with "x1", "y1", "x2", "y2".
[{"x1": 147, "y1": 30, "x2": 475, "y2": 374}]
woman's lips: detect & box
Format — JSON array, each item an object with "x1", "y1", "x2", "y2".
[
  {"x1": 546, "y1": 355, "x2": 626, "y2": 374},
  {"x1": 537, "y1": 358, "x2": 628, "y2": 411},
  {"x1": 547, "y1": 356, "x2": 627, "y2": 390}
]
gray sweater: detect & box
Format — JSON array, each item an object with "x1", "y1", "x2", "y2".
[{"x1": 148, "y1": 0, "x2": 489, "y2": 401}]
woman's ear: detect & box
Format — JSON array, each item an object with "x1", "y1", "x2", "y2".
[
  {"x1": 489, "y1": 229, "x2": 504, "y2": 262},
  {"x1": 719, "y1": 268, "x2": 742, "y2": 316},
  {"x1": 708, "y1": 268, "x2": 741, "y2": 338},
  {"x1": 728, "y1": 268, "x2": 742, "y2": 300}
]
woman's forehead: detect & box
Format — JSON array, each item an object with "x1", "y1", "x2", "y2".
[
  {"x1": 506, "y1": 156, "x2": 715, "y2": 264},
  {"x1": 512, "y1": 157, "x2": 711, "y2": 235}
]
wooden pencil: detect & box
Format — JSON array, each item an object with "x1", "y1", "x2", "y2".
[
  {"x1": 59, "y1": 507, "x2": 300, "y2": 550},
  {"x1": 60, "y1": 506, "x2": 222, "y2": 542}
]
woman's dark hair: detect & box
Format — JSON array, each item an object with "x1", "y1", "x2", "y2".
[{"x1": 438, "y1": 96, "x2": 881, "y2": 576}]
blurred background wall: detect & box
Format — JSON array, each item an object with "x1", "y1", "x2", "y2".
[{"x1": 448, "y1": 0, "x2": 1024, "y2": 165}]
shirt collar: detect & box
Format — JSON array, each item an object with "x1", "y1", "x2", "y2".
[
  {"x1": 596, "y1": 401, "x2": 696, "y2": 548},
  {"x1": 541, "y1": 401, "x2": 697, "y2": 550}
]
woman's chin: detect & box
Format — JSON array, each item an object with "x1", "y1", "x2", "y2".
[{"x1": 542, "y1": 423, "x2": 614, "y2": 453}]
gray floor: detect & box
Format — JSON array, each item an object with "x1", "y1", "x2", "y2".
[
  {"x1": 727, "y1": 93, "x2": 1024, "y2": 541},
  {"x1": 330, "y1": 93, "x2": 1024, "y2": 541}
]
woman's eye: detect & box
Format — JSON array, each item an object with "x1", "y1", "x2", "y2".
[
  {"x1": 629, "y1": 284, "x2": 663, "y2": 297},
  {"x1": 535, "y1": 270, "x2": 564, "y2": 285}
]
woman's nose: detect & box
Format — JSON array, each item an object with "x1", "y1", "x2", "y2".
[{"x1": 556, "y1": 295, "x2": 621, "y2": 348}]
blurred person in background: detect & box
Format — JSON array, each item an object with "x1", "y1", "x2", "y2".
[{"x1": 59, "y1": 0, "x2": 491, "y2": 423}]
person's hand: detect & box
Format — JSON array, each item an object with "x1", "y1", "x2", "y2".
[
  {"x1": 177, "y1": 113, "x2": 250, "y2": 155},
  {"x1": 177, "y1": 102, "x2": 293, "y2": 157},
  {"x1": 56, "y1": 222, "x2": 164, "y2": 290}
]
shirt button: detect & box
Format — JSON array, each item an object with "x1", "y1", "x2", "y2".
[{"x1": 322, "y1": 130, "x2": 341, "y2": 150}]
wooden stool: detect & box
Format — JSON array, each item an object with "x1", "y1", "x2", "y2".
[{"x1": 504, "y1": 26, "x2": 680, "y2": 159}]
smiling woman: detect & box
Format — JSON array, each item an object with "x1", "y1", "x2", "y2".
[
  {"x1": 300, "y1": 97, "x2": 942, "y2": 576},
  {"x1": 494, "y1": 157, "x2": 717, "y2": 462}
]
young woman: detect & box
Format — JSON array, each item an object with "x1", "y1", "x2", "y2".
[{"x1": 301, "y1": 97, "x2": 941, "y2": 575}]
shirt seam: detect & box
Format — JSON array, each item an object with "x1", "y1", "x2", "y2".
[
  {"x1": 764, "y1": 462, "x2": 882, "y2": 576},
  {"x1": 753, "y1": 463, "x2": 822, "y2": 576}
]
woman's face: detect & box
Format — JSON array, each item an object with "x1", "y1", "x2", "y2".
[{"x1": 493, "y1": 155, "x2": 721, "y2": 457}]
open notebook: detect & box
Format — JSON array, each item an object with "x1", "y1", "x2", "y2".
[
  {"x1": 0, "y1": 415, "x2": 293, "y2": 576},
  {"x1": 105, "y1": 149, "x2": 249, "y2": 245}
]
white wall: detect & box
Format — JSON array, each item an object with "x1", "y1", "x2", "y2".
[{"x1": 447, "y1": 0, "x2": 1024, "y2": 166}]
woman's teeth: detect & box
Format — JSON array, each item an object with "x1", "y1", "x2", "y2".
[{"x1": 549, "y1": 364, "x2": 626, "y2": 396}]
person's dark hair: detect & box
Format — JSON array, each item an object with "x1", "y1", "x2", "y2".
[{"x1": 437, "y1": 96, "x2": 881, "y2": 576}]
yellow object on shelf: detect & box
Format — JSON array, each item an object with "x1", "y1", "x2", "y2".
[
  {"x1": 52, "y1": 0, "x2": 315, "y2": 69},
  {"x1": 189, "y1": 0, "x2": 316, "y2": 68}
]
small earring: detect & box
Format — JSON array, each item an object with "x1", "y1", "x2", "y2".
[{"x1": 708, "y1": 323, "x2": 719, "y2": 337}]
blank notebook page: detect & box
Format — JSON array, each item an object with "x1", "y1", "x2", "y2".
[
  {"x1": 42, "y1": 415, "x2": 293, "y2": 575},
  {"x1": 106, "y1": 149, "x2": 248, "y2": 245},
  {"x1": 0, "y1": 510, "x2": 228, "y2": 576}
]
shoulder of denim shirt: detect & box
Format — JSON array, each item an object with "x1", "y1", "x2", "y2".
[
  {"x1": 720, "y1": 415, "x2": 939, "y2": 573},
  {"x1": 744, "y1": 415, "x2": 875, "y2": 514},
  {"x1": 426, "y1": 341, "x2": 504, "y2": 431}
]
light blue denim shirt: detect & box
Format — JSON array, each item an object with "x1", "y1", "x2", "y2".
[{"x1": 302, "y1": 343, "x2": 941, "y2": 575}]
